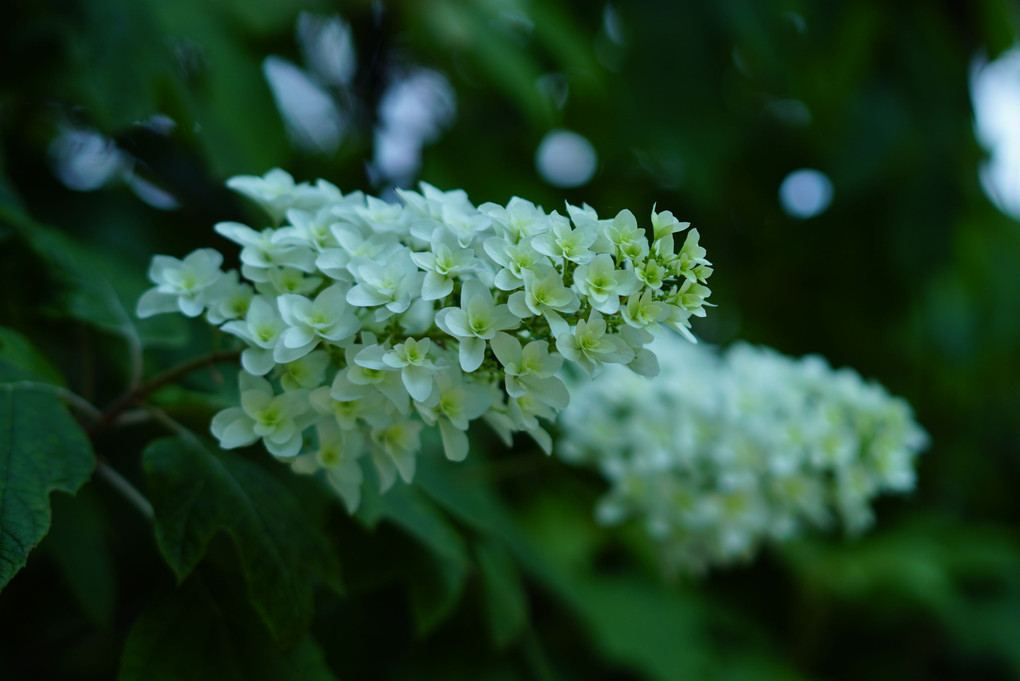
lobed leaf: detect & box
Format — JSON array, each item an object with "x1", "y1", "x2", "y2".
[
  {"x1": 0, "y1": 384, "x2": 95, "y2": 591},
  {"x1": 142, "y1": 436, "x2": 343, "y2": 647}
]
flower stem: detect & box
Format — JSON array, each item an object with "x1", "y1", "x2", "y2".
[
  {"x1": 88, "y1": 348, "x2": 242, "y2": 439},
  {"x1": 95, "y1": 461, "x2": 154, "y2": 519}
]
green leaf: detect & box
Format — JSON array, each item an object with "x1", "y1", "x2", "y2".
[
  {"x1": 358, "y1": 478, "x2": 470, "y2": 633},
  {"x1": 0, "y1": 327, "x2": 65, "y2": 385},
  {"x1": 6, "y1": 221, "x2": 186, "y2": 350},
  {"x1": 142, "y1": 436, "x2": 343, "y2": 647},
  {"x1": 0, "y1": 384, "x2": 95, "y2": 591},
  {"x1": 120, "y1": 574, "x2": 338, "y2": 681},
  {"x1": 42, "y1": 489, "x2": 116, "y2": 628},
  {"x1": 475, "y1": 537, "x2": 529, "y2": 648},
  {"x1": 406, "y1": 543, "x2": 470, "y2": 634}
]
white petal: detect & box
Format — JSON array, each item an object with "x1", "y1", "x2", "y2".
[
  {"x1": 489, "y1": 332, "x2": 521, "y2": 369},
  {"x1": 136, "y1": 289, "x2": 179, "y2": 318},
  {"x1": 439, "y1": 418, "x2": 469, "y2": 462},
  {"x1": 402, "y1": 365, "x2": 434, "y2": 402},
  {"x1": 459, "y1": 337, "x2": 485, "y2": 372},
  {"x1": 421, "y1": 272, "x2": 452, "y2": 301},
  {"x1": 241, "y1": 348, "x2": 276, "y2": 376}
]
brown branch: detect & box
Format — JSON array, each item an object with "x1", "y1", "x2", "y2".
[{"x1": 88, "y1": 348, "x2": 242, "y2": 440}]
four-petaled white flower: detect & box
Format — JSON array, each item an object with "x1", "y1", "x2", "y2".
[
  {"x1": 532, "y1": 212, "x2": 597, "y2": 264},
  {"x1": 490, "y1": 333, "x2": 568, "y2": 409},
  {"x1": 137, "y1": 248, "x2": 225, "y2": 318},
  {"x1": 435, "y1": 280, "x2": 520, "y2": 371},
  {"x1": 508, "y1": 266, "x2": 580, "y2": 337},
  {"x1": 277, "y1": 284, "x2": 361, "y2": 360},
  {"x1": 572, "y1": 253, "x2": 642, "y2": 314},
  {"x1": 410, "y1": 231, "x2": 480, "y2": 300},
  {"x1": 212, "y1": 373, "x2": 314, "y2": 457},
  {"x1": 556, "y1": 311, "x2": 634, "y2": 377},
  {"x1": 346, "y1": 248, "x2": 424, "y2": 317}
]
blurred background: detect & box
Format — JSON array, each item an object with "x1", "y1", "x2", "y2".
[{"x1": 3, "y1": 0, "x2": 1020, "y2": 679}]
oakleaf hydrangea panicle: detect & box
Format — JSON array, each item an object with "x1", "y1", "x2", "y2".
[
  {"x1": 137, "y1": 168, "x2": 714, "y2": 511},
  {"x1": 557, "y1": 334, "x2": 928, "y2": 574}
]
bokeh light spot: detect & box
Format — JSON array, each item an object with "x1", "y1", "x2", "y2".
[
  {"x1": 535, "y1": 130, "x2": 597, "y2": 188},
  {"x1": 779, "y1": 169, "x2": 833, "y2": 219}
]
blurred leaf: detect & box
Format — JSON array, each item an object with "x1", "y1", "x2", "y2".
[
  {"x1": 475, "y1": 537, "x2": 529, "y2": 648},
  {"x1": 570, "y1": 576, "x2": 710, "y2": 681},
  {"x1": 142, "y1": 436, "x2": 343, "y2": 647},
  {"x1": 146, "y1": 0, "x2": 290, "y2": 175},
  {"x1": 0, "y1": 326, "x2": 65, "y2": 385},
  {"x1": 359, "y1": 478, "x2": 470, "y2": 633},
  {"x1": 359, "y1": 475, "x2": 470, "y2": 566},
  {"x1": 62, "y1": 0, "x2": 174, "y2": 130},
  {"x1": 42, "y1": 488, "x2": 116, "y2": 628},
  {"x1": 119, "y1": 573, "x2": 338, "y2": 681},
  {"x1": 415, "y1": 1, "x2": 549, "y2": 126},
  {"x1": 783, "y1": 517, "x2": 1020, "y2": 614},
  {"x1": 406, "y1": 542, "x2": 470, "y2": 634},
  {"x1": 0, "y1": 383, "x2": 94, "y2": 591},
  {"x1": 10, "y1": 220, "x2": 186, "y2": 349}
]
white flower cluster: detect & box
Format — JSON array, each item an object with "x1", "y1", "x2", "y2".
[
  {"x1": 557, "y1": 335, "x2": 928, "y2": 573},
  {"x1": 137, "y1": 168, "x2": 713, "y2": 511}
]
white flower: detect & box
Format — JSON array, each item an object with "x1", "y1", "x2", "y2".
[
  {"x1": 484, "y1": 238, "x2": 550, "y2": 291},
  {"x1": 204, "y1": 270, "x2": 253, "y2": 325},
  {"x1": 555, "y1": 311, "x2": 634, "y2": 377},
  {"x1": 572, "y1": 253, "x2": 641, "y2": 314},
  {"x1": 226, "y1": 168, "x2": 322, "y2": 224},
  {"x1": 305, "y1": 420, "x2": 364, "y2": 513},
  {"x1": 479, "y1": 197, "x2": 550, "y2": 243},
  {"x1": 278, "y1": 350, "x2": 331, "y2": 391},
  {"x1": 622, "y1": 290, "x2": 672, "y2": 329},
  {"x1": 346, "y1": 248, "x2": 424, "y2": 316},
  {"x1": 410, "y1": 231, "x2": 480, "y2": 300},
  {"x1": 416, "y1": 371, "x2": 493, "y2": 461},
  {"x1": 277, "y1": 284, "x2": 361, "y2": 359},
  {"x1": 276, "y1": 207, "x2": 339, "y2": 251},
  {"x1": 507, "y1": 266, "x2": 579, "y2": 336},
  {"x1": 221, "y1": 296, "x2": 287, "y2": 375},
  {"x1": 137, "y1": 248, "x2": 224, "y2": 318},
  {"x1": 557, "y1": 334, "x2": 928, "y2": 573},
  {"x1": 141, "y1": 171, "x2": 715, "y2": 512},
  {"x1": 371, "y1": 421, "x2": 425, "y2": 491},
  {"x1": 435, "y1": 280, "x2": 519, "y2": 371},
  {"x1": 211, "y1": 373, "x2": 314, "y2": 457},
  {"x1": 674, "y1": 228, "x2": 711, "y2": 281},
  {"x1": 601, "y1": 209, "x2": 650, "y2": 261},
  {"x1": 532, "y1": 212, "x2": 596, "y2": 264},
  {"x1": 214, "y1": 222, "x2": 316, "y2": 278},
  {"x1": 489, "y1": 333, "x2": 567, "y2": 409}
]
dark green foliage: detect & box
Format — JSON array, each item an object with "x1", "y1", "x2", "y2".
[
  {"x1": 0, "y1": 384, "x2": 94, "y2": 590},
  {"x1": 2, "y1": 0, "x2": 1020, "y2": 679},
  {"x1": 119, "y1": 574, "x2": 338, "y2": 681},
  {"x1": 142, "y1": 436, "x2": 343, "y2": 647}
]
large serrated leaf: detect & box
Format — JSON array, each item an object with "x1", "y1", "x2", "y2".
[
  {"x1": 0, "y1": 384, "x2": 95, "y2": 591},
  {"x1": 119, "y1": 574, "x2": 338, "y2": 681},
  {"x1": 141, "y1": 436, "x2": 343, "y2": 647}
]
